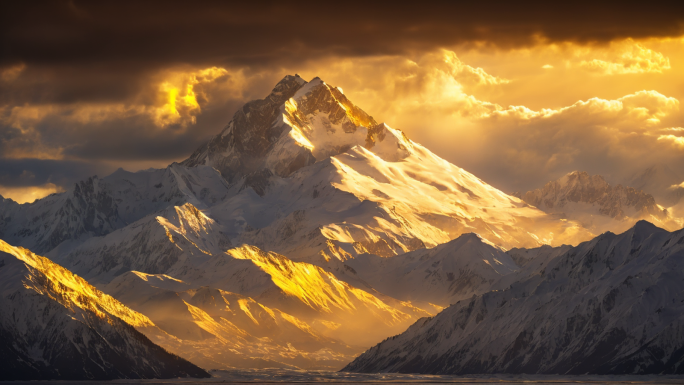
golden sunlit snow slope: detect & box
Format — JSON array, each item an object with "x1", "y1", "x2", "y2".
[
  {"x1": 227, "y1": 245, "x2": 432, "y2": 346},
  {"x1": 103, "y1": 270, "x2": 361, "y2": 370},
  {"x1": 0, "y1": 239, "x2": 153, "y2": 328},
  {"x1": 0, "y1": 239, "x2": 209, "y2": 380}
]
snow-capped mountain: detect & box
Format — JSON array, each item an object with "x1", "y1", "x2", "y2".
[
  {"x1": 344, "y1": 233, "x2": 518, "y2": 307},
  {"x1": 517, "y1": 171, "x2": 678, "y2": 234},
  {"x1": 57, "y1": 202, "x2": 431, "y2": 357},
  {"x1": 1, "y1": 74, "x2": 623, "y2": 373},
  {"x1": 182, "y1": 75, "x2": 400, "y2": 182},
  {"x1": 0, "y1": 163, "x2": 230, "y2": 255},
  {"x1": 182, "y1": 75, "x2": 592, "y2": 267},
  {"x1": 343, "y1": 221, "x2": 684, "y2": 375},
  {"x1": 0, "y1": 239, "x2": 209, "y2": 380}
]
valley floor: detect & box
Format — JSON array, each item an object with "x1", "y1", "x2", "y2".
[{"x1": 3, "y1": 370, "x2": 683, "y2": 384}]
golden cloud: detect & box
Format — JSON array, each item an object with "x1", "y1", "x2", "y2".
[
  {"x1": 0, "y1": 183, "x2": 64, "y2": 204},
  {"x1": 299, "y1": 49, "x2": 507, "y2": 123},
  {"x1": 579, "y1": 39, "x2": 671, "y2": 74},
  {"x1": 487, "y1": 90, "x2": 679, "y2": 125},
  {"x1": 658, "y1": 134, "x2": 684, "y2": 149},
  {"x1": 463, "y1": 89, "x2": 683, "y2": 190},
  {"x1": 153, "y1": 67, "x2": 242, "y2": 127},
  {"x1": 2, "y1": 66, "x2": 246, "y2": 133},
  {"x1": 0, "y1": 66, "x2": 254, "y2": 161}
]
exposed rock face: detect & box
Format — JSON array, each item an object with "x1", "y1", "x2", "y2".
[
  {"x1": 520, "y1": 171, "x2": 665, "y2": 220},
  {"x1": 0, "y1": 176, "x2": 123, "y2": 253},
  {"x1": 0, "y1": 240, "x2": 209, "y2": 381},
  {"x1": 182, "y1": 75, "x2": 409, "y2": 182},
  {"x1": 183, "y1": 75, "x2": 308, "y2": 181},
  {"x1": 343, "y1": 221, "x2": 684, "y2": 375}
]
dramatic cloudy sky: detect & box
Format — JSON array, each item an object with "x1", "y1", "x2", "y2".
[{"x1": 2, "y1": 1, "x2": 684, "y2": 202}]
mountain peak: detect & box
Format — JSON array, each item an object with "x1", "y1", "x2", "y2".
[
  {"x1": 630, "y1": 219, "x2": 662, "y2": 234},
  {"x1": 557, "y1": 170, "x2": 607, "y2": 188},
  {"x1": 520, "y1": 170, "x2": 665, "y2": 222},
  {"x1": 182, "y1": 75, "x2": 412, "y2": 182}
]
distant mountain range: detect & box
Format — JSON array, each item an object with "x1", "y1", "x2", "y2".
[
  {"x1": 2, "y1": 75, "x2": 683, "y2": 378},
  {"x1": 514, "y1": 171, "x2": 681, "y2": 234}
]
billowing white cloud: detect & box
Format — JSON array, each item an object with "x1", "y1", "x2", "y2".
[{"x1": 461, "y1": 90, "x2": 683, "y2": 191}]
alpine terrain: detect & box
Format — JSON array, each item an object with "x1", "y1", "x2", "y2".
[
  {"x1": 2, "y1": 74, "x2": 673, "y2": 375},
  {"x1": 0, "y1": 239, "x2": 209, "y2": 380},
  {"x1": 343, "y1": 221, "x2": 684, "y2": 375}
]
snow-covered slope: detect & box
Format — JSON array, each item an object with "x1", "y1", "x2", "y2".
[
  {"x1": 219, "y1": 145, "x2": 592, "y2": 266},
  {"x1": 344, "y1": 233, "x2": 518, "y2": 307},
  {"x1": 102, "y1": 272, "x2": 358, "y2": 370},
  {"x1": 0, "y1": 163, "x2": 230, "y2": 255},
  {"x1": 180, "y1": 75, "x2": 592, "y2": 267},
  {"x1": 343, "y1": 221, "x2": 684, "y2": 375},
  {"x1": 0, "y1": 239, "x2": 209, "y2": 380},
  {"x1": 518, "y1": 171, "x2": 678, "y2": 233},
  {"x1": 58, "y1": 203, "x2": 432, "y2": 349},
  {"x1": 225, "y1": 245, "x2": 432, "y2": 346},
  {"x1": 60, "y1": 202, "x2": 231, "y2": 285}
]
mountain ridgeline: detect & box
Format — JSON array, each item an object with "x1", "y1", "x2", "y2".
[
  {"x1": 515, "y1": 171, "x2": 680, "y2": 234},
  {"x1": 1, "y1": 75, "x2": 683, "y2": 378},
  {"x1": 343, "y1": 221, "x2": 684, "y2": 375},
  {"x1": 0, "y1": 240, "x2": 209, "y2": 380}
]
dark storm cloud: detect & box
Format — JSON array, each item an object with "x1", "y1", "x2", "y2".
[
  {"x1": 0, "y1": 94, "x2": 250, "y2": 160},
  {"x1": 4, "y1": 1, "x2": 684, "y2": 70},
  {"x1": 2, "y1": 0, "x2": 683, "y2": 113},
  {"x1": 0, "y1": 64, "x2": 154, "y2": 106},
  {"x1": 60, "y1": 98, "x2": 249, "y2": 161}
]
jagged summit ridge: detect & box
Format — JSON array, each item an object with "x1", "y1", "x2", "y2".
[
  {"x1": 0, "y1": 163, "x2": 229, "y2": 254},
  {"x1": 520, "y1": 171, "x2": 664, "y2": 220},
  {"x1": 515, "y1": 170, "x2": 681, "y2": 236},
  {"x1": 182, "y1": 75, "x2": 412, "y2": 182}
]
